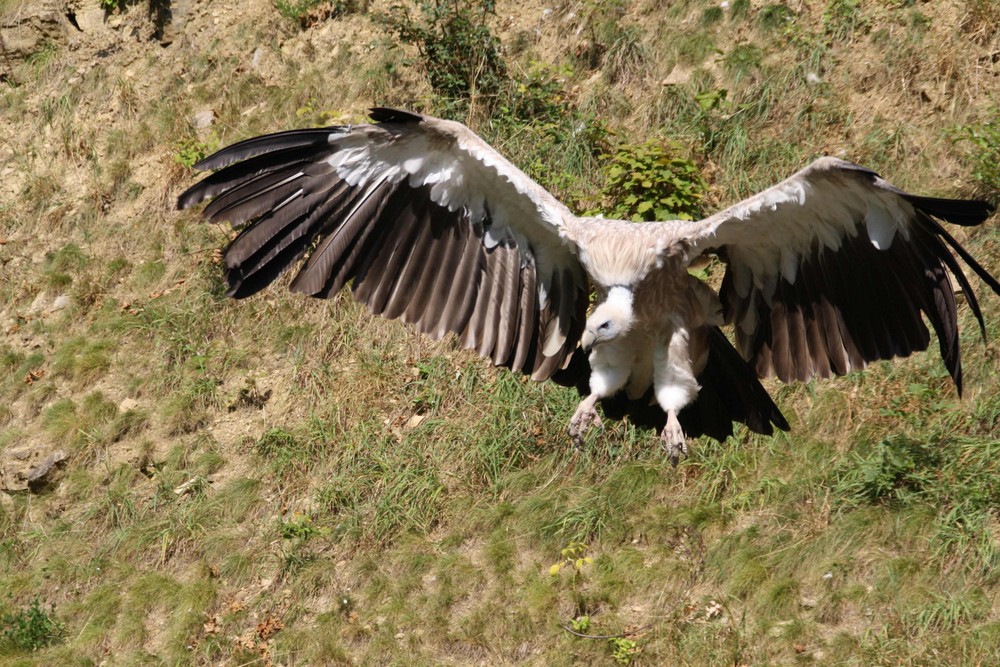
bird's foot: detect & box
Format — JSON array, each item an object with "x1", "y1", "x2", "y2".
[
  {"x1": 660, "y1": 411, "x2": 688, "y2": 466},
  {"x1": 568, "y1": 394, "x2": 603, "y2": 448}
]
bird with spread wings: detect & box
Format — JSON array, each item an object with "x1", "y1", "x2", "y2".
[{"x1": 178, "y1": 108, "x2": 999, "y2": 462}]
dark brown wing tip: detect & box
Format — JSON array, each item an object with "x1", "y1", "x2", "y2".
[
  {"x1": 369, "y1": 108, "x2": 424, "y2": 124},
  {"x1": 905, "y1": 194, "x2": 996, "y2": 227}
]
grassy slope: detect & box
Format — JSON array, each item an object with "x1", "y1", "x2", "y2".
[{"x1": 1, "y1": 0, "x2": 999, "y2": 664}]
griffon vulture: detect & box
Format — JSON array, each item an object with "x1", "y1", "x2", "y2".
[{"x1": 178, "y1": 108, "x2": 999, "y2": 461}]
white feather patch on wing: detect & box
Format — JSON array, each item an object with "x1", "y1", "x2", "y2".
[{"x1": 865, "y1": 201, "x2": 898, "y2": 250}]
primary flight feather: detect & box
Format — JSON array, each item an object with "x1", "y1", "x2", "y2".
[{"x1": 178, "y1": 108, "x2": 999, "y2": 461}]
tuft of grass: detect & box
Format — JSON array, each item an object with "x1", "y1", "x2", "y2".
[
  {"x1": 42, "y1": 393, "x2": 120, "y2": 451},
  {"x1": 822, "y1": 0, "x2": 870, "y2": 42},
  {"x1": 52, "y1": 337, "x2": 114, "y2": 386},
  {"x1": 757, "y1": 3, "x2": 795, "y2": 31},
  {"x1": 274, "y1": 0, "x2": 360, "y2": 28}
]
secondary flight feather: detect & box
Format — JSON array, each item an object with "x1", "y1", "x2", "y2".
[{"x1": 178, "y1": 108, "x2": 999, "y2": 461}]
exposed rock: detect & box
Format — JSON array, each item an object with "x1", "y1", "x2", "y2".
[
  {"x1": 73, "y1": 7, "x2": 110, "y2": 35},
  {"x1": 25, "y1": 291, "x2": 48, "y2": 316},
  {"x1": 1, "y1": 445, "x2": 68, "y2": 492},
  {"x1": 0, "y1": 0, "x2": 72, "y2": 60},
  {"x1": 49, "y1": 294, "x2": 70, "y2": 312},
  {"x1": 662, "y1": 64, "x2": 693, "y2": 86},
  {"x1": 192, "y1": 108, "x2": 215, "y2": 130}
]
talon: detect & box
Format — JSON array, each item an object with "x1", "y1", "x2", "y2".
[
  {"x1": 568, "y1": 394, "x2": 602, "y2": 447},
  {"x1": 660, "y1": 411, "x2": 688, "y2": 465},
  {"x1": 666, "y1": 440, "x2": 688, "y2": 466}
]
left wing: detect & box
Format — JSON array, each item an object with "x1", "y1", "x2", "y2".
[{"x1": 681, "y1": 157, "x2": 998, "y2": 390}]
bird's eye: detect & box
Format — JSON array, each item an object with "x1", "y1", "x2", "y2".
[{"x1": 599, "y1": 321, "x2": 611, "y2": 331}]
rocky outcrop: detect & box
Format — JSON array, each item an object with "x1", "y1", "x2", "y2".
[
  {"x1": 0, "y1": 0, "x2": 74, "y2": 60},
  {"x1": 0, "y1": 444, "x2": 67, "y2": 492}
]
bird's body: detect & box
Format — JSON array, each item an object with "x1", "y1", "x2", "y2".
[
  {"x1": 563, "y1": 221, "x2": 720, "y2": 456},
  {"x1": 178, "y1": 108, "x2": 998, "y2": 460}
]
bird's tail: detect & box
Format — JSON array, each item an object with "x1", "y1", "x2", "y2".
[{"x1": 552, "y1": 326, "x2": 788, "y2": 442}]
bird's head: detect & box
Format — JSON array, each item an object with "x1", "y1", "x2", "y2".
[{"x1": 581, "y1": 287, "x2": 635, "y2": 353}]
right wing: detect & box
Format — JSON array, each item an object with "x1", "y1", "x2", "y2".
[{"x1": 177, "y1": 108, "x2": 590, "y2": 380}]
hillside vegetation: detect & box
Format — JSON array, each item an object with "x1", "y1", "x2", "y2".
[{"x1": 1, "y1": 0, "x2": 999, "y2": 664}]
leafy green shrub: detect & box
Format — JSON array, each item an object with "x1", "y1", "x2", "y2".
[
  {"x1": 279, "y1": 513, "x2": 328, "y2": 541},
  {"x1": 723, "y1": 43, "x2": 763, "y2": 82},
  {"x1": 378, "y1": 0, "x2": 507, "y2": 114},
  {"x1": 595, "y1": 140, "x2": 705, "y2": 221},
  {"x1": 495, "y1": 62, "x2": 571, "y2": 127},
  {"x1": 1, "y1": 597, "x2": 64, "y2": 652}
]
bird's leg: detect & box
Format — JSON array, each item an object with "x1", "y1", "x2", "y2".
[
  {"x1": 654, "y1": 323, "x2": 698, "y2": 465},
  {"x1": 660, "y1": 409, "x2": 687, "y2": 465},
  {"x1": 568, "y1": 393, "x2": 603, "y2": 447}
]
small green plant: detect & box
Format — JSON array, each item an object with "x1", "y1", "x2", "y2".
[
  {"x1": 278, "y1": 512, "x2": 329, "y2": 572},
  {"x1": 279, "y1": 512, "x2": 328, "y2": 541},
  {"x1": 549, "y1": 541, "x2": 594, "y2": 576},
  {"x1": 570, "y1": 615, "x2": 591, "y2": 632},
  {"x1": 1, "y1": 596, "x2": 64, "y2": 651},
  {"x1": 608, "y1": 636, "x2": 639, "y2": 664},
  {"x1": 494, "y1": 62, "x2": 572, "y2": 127},
  {"x1": 595, "y1": 140, "x2": 705, "y2": 222},
  {"x1": 174, "y1": 137, "x2": 217, "y2": 169},
  {"x1": 295, "y1": 99, "x2": 347, "y2": 126}
]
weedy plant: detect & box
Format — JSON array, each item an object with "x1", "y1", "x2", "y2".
[
  {"x1": 1, "y1": 597, "x2": 64, "y2": 652},
  {"x1": 174, "y1": 137, "x2": 218, "y2": 169},
  {"x1": 609, "y1": 636, "x2": 640, "y2": 664},
  {"x1": 549, "y1": 541, "x2": 594, "y2": 576}
]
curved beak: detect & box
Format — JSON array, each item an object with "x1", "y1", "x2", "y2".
[{"x1": 581, "y1": 329, "x2": 596, "y2": 354}]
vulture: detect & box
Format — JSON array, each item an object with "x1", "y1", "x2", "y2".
[{"x1": 178, "y1": 108, "x2": 999, "y2": 461}]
